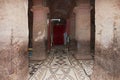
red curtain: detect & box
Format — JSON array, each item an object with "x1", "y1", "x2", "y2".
[{"x1": 53, "y1": 25, "x2": 65, "y2": 45}]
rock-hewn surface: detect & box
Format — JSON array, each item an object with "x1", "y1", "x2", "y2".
[
  {"x1": 73, "y1": 0, "x2": 91, "y2": 59},
  {"x1": 92, "y1": 0, "x2": 120, "y2": 80},
  {"x1": 0, "y1": 0, "x2": 28, "y2": 80},
  {"x1": 31, "y1": 5, "x2": 49, "y2": 60}
]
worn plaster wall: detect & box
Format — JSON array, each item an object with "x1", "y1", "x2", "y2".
[
  {"x1": 32, "y1": 0, "x2": 48, "y2": 40},
  {"x1": 31, "y1": 5, "x2": 49, "y2": 60},
  {"x1": 74, "y1": 0, "x2": 91, "y2": 57},
  {"x1": 0, "y1": 0, "x2": 28, "y2": 80},
  {"x1": 92, "y1": 0, "x2": 120, "y2": 80}
]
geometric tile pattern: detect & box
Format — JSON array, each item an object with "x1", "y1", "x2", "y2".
[
  {"x1": 29, "y1": 61, "x2": 43, "y2": 76},
  {"x1": 29, "y1": 46, "x2": 94, "y2": 80}
]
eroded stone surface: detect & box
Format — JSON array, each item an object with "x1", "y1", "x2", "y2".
[
  {"x1": 0, "y1": 0, "x2": 28, "y2": 80},
  {"x1": 92, "y1": 0, "x2": 120, "y2": 80}
]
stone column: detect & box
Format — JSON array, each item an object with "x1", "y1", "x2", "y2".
[
  {"x1": 73, "y1": 3, "x2": 92, "y2": 59},
  {"x1": 47, "y1": 19, "x2": 51, "y2": 51},
  {"x1": 69, "y1": 13, "x2": 77, "y2": 51},
  {"x1": 66, "y1": 19, "x2": 70, "y2": 34},
  {"x1": 69, "y1": 13, "x2": 76, "y2": 40},
  {"x1": 91, "y1": 0, "x2": 120, "y2": 80},
  {"x1": 0, "y1": 0, "x2": 28, "y2": 80},
  {"x1": 30, "y1": 6, "x2": 49, "y2": 60}
]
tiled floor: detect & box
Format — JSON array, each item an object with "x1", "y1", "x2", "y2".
[{"x1": 29, "y1": 46, "x2": 94, "y2": 80}]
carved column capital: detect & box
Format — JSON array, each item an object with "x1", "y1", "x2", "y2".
[
  {"x1": 73, "y1": 4, "x2": 90, "y2": 14},
  {"x1": 31, "y1": 5, "x2": 49, "y2": 14}
]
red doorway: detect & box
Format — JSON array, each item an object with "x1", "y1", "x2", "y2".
[{"x1": 53, "y1": 24, "x2": 65, "y2": 45}]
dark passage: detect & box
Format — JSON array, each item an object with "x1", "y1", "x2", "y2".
[{"x1": 53, "y1": 24, "x2": 65, "y2": 45}]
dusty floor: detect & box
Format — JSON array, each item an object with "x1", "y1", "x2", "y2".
[{"x1": 29, "y1": 46, "x2": 94, "y2": 80}]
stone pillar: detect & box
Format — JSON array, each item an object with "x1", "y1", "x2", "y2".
[
  {"x1": 47, "y1": 19, "x2": 51, "y2": 51},
  {"x1": 69, "y1": 14, "x2": 77, "y2": 51},
  {"x1": 73, "y1": 2, "x2": 92, "y2": 59},
  {"x1": 66, "y1": 19, "x2": 70, "y2": 34},
  {"x1": 30, "y1": 6, "x2": 49, "y2": 60},
  {"x1": 91, "y1": 0, "x2": 120, "y2": 80},
  {"x1": 0, "y1": 0, "x2": 28, "y2": 80},
  {"x1": 69, "y1": 13, "x2": 76, "y2": 40}
]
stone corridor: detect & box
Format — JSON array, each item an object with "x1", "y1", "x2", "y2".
[
  {"x1": 1, "y1": 0, "x2": 120, "y2": 80},
  {"x1": 29, "y1": 46, "x2": 94, "y2": 80}
]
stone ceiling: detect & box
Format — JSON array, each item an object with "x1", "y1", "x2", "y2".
[
  {"x1": 46, "y1": 0, "x2": 76, "y2": 19},
  {"x1": 32, "y1": 0, "x2": 92, "y2": 19}
]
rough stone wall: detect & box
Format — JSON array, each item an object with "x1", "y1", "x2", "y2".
[
  {"x1": 0, "y1": 0, "x2": 28, "y2": 80},
  {"x1": 92, "y1": 0, "x2": 120, "y2": 80}
]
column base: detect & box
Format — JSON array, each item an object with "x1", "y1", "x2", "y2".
[
  {"x1": 30, "y1": 50, "x2": 47, "y2": 60},
  {"x1": 74, "y1": 50, "x2": 93, "y2": 60},
  {"x1": 73, "y1": 41, "x2": 93, "y2": 60},
  {"x1": 30, "y1": 41, "x2": 47, "y2": 60},
  {"x1": 69, "y1": 39, "x2": 77, "y2": 51},
  {"x1": 74, "y1": 53, "x2": 93, "y2": 60}
]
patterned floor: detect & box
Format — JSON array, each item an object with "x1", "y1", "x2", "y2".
[{"x1": 29, "y1": 47, "x2": 94, "y2": 80}]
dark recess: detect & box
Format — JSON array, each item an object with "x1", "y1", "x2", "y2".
[
  {"x1": 90, "y1": 0, "x2": 95, "y2": 55},
  {"x1": 28, "y1": 0, "x2": 33, "y2": 48}
]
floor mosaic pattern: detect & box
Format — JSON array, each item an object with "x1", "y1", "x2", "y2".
[{"x1": 29, "y1": 47, "x2": 94, "y2": 80}]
